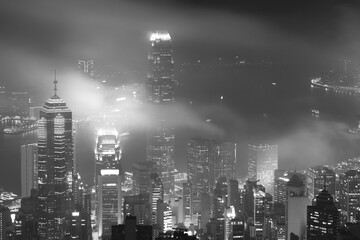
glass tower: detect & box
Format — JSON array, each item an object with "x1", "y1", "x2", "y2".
[{"x1": 146, "y1": 31, "x2": 175, "y2": 198}]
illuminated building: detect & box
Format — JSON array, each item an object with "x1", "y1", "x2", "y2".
[
  {"x1": 213, "y1": 176, "x2": 228, "y2": 240},
  {"x1": 122, "y1": 171, "x2": 134, "y2": 196},
  {"x1": 187, "y1": 139, "x2": 211, "y2": 197},
  {"x1": 146, "y1": 31, "x2": 175, "y2": 198},
  {"x1": 182, "y1": 182, "x2": 192, "y2": 227},
  {"x1": 94, "y1": 128, "x2": 121, "y2": 188},
  {"x1": 70, "y1": 210, "x2": 90, "y2": 240},
  {"x1": 230, "y1": 216, "x2": 245, "y2": 240},
  {"x1": 253, "y1": 185, "x2": 266, "y2": 238},
  {"x1": 285, "y1": 173, "x2": 309, "y2": 240},
  {"x1": 339, "y1": 170, "x2": 360, "y2": 223},
  {"x1": 37, "y1": 79, "x2": 74, "y2": 240},
  {"x1": 307, "y1": 189, "x2": 338, "y2": 240},
  {"x1": 0, "y1": 206, "x2": 11, "y2": 240},
  {"x1": 78, "y1": 60, "x2": 94, "y2": 78},
  {"x1": 98, "y1": 169, "x2": 122, "y2": 238},
  {"x1": 306, "y1": 166, "x2": 336, "y2": 202},
  {"x1": 132, "y1": 162, "x2": 153, "y2": 195},
  {"x1": 274, "y1": 203, "x2": 286, "y2": 240},
  {"x1": 123, "y1": 194, "x2": 151, "y2": 225},
  {"x1": 248, "y1": 143, "x2": 278, "y2": 196},
  {"x1": 224, "y1": 206, "x2": 236, "y2": 240},
  {"x1": 21, "y1": 143, "x2": 38, "y2": 198},
  {"x1": 150, "y1": 173, "x2": 164, "y2": 225},
  {"x1": 274, "y1": 170, "x2": 290, "y2": 204}
]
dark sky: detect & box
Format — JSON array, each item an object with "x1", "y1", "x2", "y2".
[{"x1": 0, "y1": 0, "x2": 359, "y2": 92}]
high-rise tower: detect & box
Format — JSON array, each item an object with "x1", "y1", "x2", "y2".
[
  {"x1": 146, "y1": 31, "x2": 175, "y2": 198},
  {"x1": 37, "y1": 76, "x2": 74, "y2": 239}
]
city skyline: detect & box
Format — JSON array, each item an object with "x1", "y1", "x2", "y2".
[{"x1": 1, "y1": 1, "x2": 360, "y2": 239}]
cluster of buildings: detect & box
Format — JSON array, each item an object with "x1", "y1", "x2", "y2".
[{"x1": 1, "y1": 31, "x2": 360, "y2": 240}]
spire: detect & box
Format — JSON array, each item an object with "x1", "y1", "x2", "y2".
[{"x1": 53, "y1": 69, "x2": 58, "y2": 97}]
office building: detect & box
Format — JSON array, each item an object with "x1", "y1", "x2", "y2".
[
  {"x1": 248, "y1": 143, "x2": 278, "y2": 196},
  {"x1": 0, "y1": 206, "x2": 11, "y2": 240},
  {"x1": 339, "y1": 170, "x2": 360, "y2": 223},
  {"x1": 150, "y1": 173, "x2": 164, "y2": 225},
  {"x1": 98, "y1": 169, "x2": 122, "y2": 238},
  {"x1": 78, "y1": 60, "x2": 94, "y2": 78},
  {"x1": 213, "y1": 176, "x2": 228, "y2": 240},
  {"x1": 123, "y1": 194, "x2": 151, "y2": 225},
  {"x1": 37, "y1": 80, "x2": 74, "y2": 239},
  {"x1": 21, "y1": 143, "x2": 38, "y2": 198},
  {"x1": 285, "y1": 173, "x2": 309, "y2": 240},
  {"x1": 306, "y1": 166, "x2": 336, "y2": 202},
  {"x1": 146, "y1": 31, "x2": 176, "y2": 198},
  {"x1": 218, "y1": 141, "x2": 237, "y2": 180},
  {"x1": 94, "y1": 129, "x2": 121, "y2": 188},
  {"x1": 307, "y1": 189, "x2": 339, "y2": 240},
  {"x1": 132, "y1": 161, "x2": 153, "y2": 195}
]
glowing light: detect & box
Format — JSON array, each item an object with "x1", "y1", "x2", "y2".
[
  {"x1": 72, "y1": 212, "x2": 80, "y2": 217},
  {"x1": 272, "y1": 82, "x2": 277, "y2": 86},
  {"x1": 150, "y1": 32, "x2": 171, "y2": 41},
  {"x1": 116, "y1": 97, "x2": 126, "y2": 102},
  {"x1": 100, "y1": 169, "x2": 119, "y2": 176},
  {"x1": 205, "y1": 119, "x2": 211, "y2": 123},
  {"x1": 97, "y1": 129, "x2": 118, "y2": 137},
  {"x1": 220, "y1": 96, "x2": 224, "y2": 100}
]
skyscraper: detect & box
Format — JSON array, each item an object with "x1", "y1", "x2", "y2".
[
  {"x1": 339, "y1": 170, "x2": 360, "y2": 223},
  {"x1": 248, "y1": 143, "x2": 278, "y2": 196},
  {"x1": 150, "y1": 173, "x2": 164, "y2": 225},
  {"x1": 94, "y1": 129, "x2": 121, "y2": 188},
  {"x1": 21, "y1": 143, "x2": 38, "y2": 198},
  {"x1": 98, "y1": 169, "x2": 122, "y2": 238},
  {"x1": 307, "y1": 189, "x2": 339, "y2": 240},
  {"x1": 146, "y1": 31, "x2": 175, "y2": 198},
  {"x1": 37, "y1": 79, "x2": 74, "y2": 240},
  {"x1": 132, "y1": 161, "x2": 153, "y2": 195},
  {"x1": 78, "y1": 60, "x2": 94, "y2": 78},
  {"x1": 306, "y1": 166, "x2": 336, "y2": 202}
]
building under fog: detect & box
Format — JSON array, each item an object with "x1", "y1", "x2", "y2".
[
  {"x1": 94, "y1": 128, "x2": 121, "y2": 188},
  {"x1": 248, "y1": 143, "x2": 278, "y2": 196},
  {"x1": 146, "y1": 31, "x2": 176, "y2": 198}
]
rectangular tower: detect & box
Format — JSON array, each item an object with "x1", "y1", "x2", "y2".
[{"x1": 21, "y1": 143, "x2": 38, "y2": 198}]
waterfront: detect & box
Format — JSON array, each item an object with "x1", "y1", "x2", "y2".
[{"x1": 2, "y1": 62, "x2": 360, "y2": 194}]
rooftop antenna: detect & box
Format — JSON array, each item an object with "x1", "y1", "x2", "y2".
[{"x1": 54, "y1": 69, "x2": 58, "y2": 96}]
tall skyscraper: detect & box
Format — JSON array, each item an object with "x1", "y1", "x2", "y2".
[
  {"x1": 213, "y1": 176, "x2": 228, "y2": 240},
  {"x1": 248, "y1": 143, "x2": 278, "y2": 196},
  {"x1": 146, "y1": 31, "x2": 175, "y2": 198},
  {"x1": 37, "y1": 79, "x2": 74, "y2": 240},
  {"x1": 98, "y1": 169, "x2": 122, "y2": 238},
  {"x1": 218, "y1": 141, "x2": 237, "y2": 180},
  {"x1": 21, "y1": 143, "x2": 38, "y2": 198},
  {"x1": 307, "y1": 189, "x2": 339, "y2": 240},
  {"x1": 339, "y1": 170, "x2": 360, "y2": 223}
]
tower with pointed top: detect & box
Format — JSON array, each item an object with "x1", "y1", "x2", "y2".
[{"x1": 37, "y1": 76, "x2": 74, "y2": 239}]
